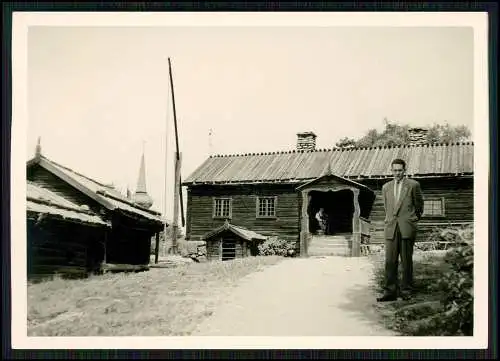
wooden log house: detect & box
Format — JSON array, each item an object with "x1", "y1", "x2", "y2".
[
  {"x1": 182, "y1": 129, "x2": 474, "y2": 257},
  {"x1": 27, "y1": 181, "x2": 110, "y2": 279},
  {"x1": 26, "y1": 141, "x2": 166, "y2": 275}
]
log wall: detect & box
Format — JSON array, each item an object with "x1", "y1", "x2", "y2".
[
  {"x1": 186, "y1": 176, "x2": 473, "y2": 248},
  {"x1": 27, "y1": 217, "x2": 106, "y2": 279},
  {"x1": 187, "y1": 184, "x2": 301, "y2": 247}
]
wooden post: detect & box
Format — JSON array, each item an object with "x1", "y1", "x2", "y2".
[
  {"x1": 154, "y1": 232, "x2": 160, "y2": 264},
  {"x1": 300, "y1": 190, "x2": 309, "y2": 257},
  {"x1": 171, "y1": 152, "x2": 182, "y2": 254},
  {"x1": 163, "y1": 222, "x2": 168, "y2": 256},
  {"x1": 351, "y1": 188, "x2": 361, "y2": 257},
  {"x1": 103, "y1": 230, "x2": 107, "y2": 264}
]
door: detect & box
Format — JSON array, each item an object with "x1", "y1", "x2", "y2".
[{"x1": 221, "y1": 239, "x2": 236, "y2": 261}]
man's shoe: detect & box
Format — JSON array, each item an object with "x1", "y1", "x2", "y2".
[
  {"x1": 400, "y1": 292, "x2": 412, "y2": 301},
  {"x1": 376, "y1": 294, "x2": 397, "y2": 302}
]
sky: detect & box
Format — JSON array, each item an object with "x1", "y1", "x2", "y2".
[{"x1": 26, "y1": 23, "x2": 475, "y2": 224}]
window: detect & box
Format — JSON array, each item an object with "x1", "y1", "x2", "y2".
[
  {"x1": 257, "y1": 196, "x2": 277, "y2": 218},
  {"x1": 213, "y1": 198, "x2": 231, "y2": 219},
  {"x1": 423, "y1": 198, "x2": 445, "y2": 217}
]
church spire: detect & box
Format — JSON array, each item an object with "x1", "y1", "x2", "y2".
[{"x1": 133, "y1": 142, "x2": 153, "y2": 209}]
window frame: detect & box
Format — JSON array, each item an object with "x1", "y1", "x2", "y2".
[
  {"x1": 212, "y1": 197, "x2": 232, "y2": 219},
  {"x1": 422, "y1": 197, "x2": 446, "y2": 218},
  {"x1": 256, "y1": 196, "x2": 278, "y2": 219}
]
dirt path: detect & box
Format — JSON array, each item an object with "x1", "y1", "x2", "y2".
[{"x1": 192, "y1": 256, "x2": 397, "y2": 336}]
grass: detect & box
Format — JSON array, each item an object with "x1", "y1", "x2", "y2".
[
  {"x1": 370, "y1": 250, "x2": 452, "y2": 335},
  {"x1": 28, "y1": 256, "x2": 283, "y2": 336}
]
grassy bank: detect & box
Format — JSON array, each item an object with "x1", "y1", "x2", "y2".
[
  {"x1": 372, "y1": 246, "x2": 473, "y2": 336},
  {"x1": 28, "y1": 256, "x2": 283, "y2": 336}
]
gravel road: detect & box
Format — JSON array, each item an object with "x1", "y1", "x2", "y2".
[{"x1": 193, "y1": 256, "x2": 398, "y2": 336}]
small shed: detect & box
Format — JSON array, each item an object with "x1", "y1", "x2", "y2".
[
  {"x1": 27, "y1": 148, "x2": 165, "y2": 268},
  {"x1": 27, "y1": 181, "x2": 111, "y2": 279},
  {"x1": 202, "y1": 220, "x2": 267, "y2": 261}
]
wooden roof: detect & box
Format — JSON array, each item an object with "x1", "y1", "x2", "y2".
[
  {"x1": 183, "y1": 142, "x2": 474, "y2": 186},
  {"x1": 295, "y1": 173, "x2": 374, "y2": 193},
  {"x1": 27, "y1": 155, "x2": 165, "y2": 224},
  {"x1": 202, "y1": 220, "x2": 267, "y2": 242},
  {"x1": 27, "y1": 182, "x2": 110, "y2": 226}
]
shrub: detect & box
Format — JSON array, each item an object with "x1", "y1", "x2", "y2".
[
  {"x1": 258, "y1": 237, "x2": 296, "y2": 257},
  {"x1": 431, "y1": 242, "x2": 474, "y2": 335}
]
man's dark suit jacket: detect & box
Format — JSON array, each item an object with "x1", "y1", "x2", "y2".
[{"x1": 382, "y1": 177, "x2": 424, "y2": 240}]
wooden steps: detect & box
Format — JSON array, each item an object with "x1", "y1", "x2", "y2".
[{"x1": 307, "y1": 234, "x2": 352, "y2": 257}]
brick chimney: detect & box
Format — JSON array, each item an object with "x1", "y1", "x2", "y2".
[
  {"x1": 296, "y1": 131, "x2": 317, "y2": 151},
  {"x1": 407, "y1": 127, "x2": 428, "y2": 145}
]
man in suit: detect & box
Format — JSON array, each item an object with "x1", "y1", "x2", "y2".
[{"x1": 377, "y1": 158, "x2": 424, "y2": 302}]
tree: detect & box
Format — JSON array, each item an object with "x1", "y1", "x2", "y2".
[
  {"x1": 335, "y1": 136, "x2": 357, "y2": 149},
  {"x1": 426, "y1": 123, "x2": 471, "y2": 144},
  {"x1": 335, "y1": 118, "x2": 471, "y2": 148}
]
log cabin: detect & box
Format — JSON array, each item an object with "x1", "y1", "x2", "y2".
[
  {"x1": 26, "y1": 139, "x2": 166, "y2": 274},
  {"x1": 182, "y1": 129, "x2": 474, "y2": 258},
  {"x1": 27, "y1": 181, "x2": 111, "y2": 279}
]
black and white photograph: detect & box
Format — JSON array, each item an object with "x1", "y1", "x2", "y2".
[{"x1": 10, "y1": 11, "x2": 489, "y2": 350}]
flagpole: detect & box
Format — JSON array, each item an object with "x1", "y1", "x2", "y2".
[
  {"x1": 163, "y1": 56, "x2": 170, "y2": 257},
  {"x1": 168, "y1": 57, "x2": 181, "y2": 254}
]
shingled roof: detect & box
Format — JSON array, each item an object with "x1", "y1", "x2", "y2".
[
  {"x1": 27, "y1": 155, "x2": 165, "y2": 224},
  {"x1": 27, "y1": 181, "x2": 110, "y2": 226},
  {"x1": 202, "y1": 220, "x2": 267, "y2": 242},
  {"x1": 183, "y1": 142, "x2": 474, "y2": 186}
]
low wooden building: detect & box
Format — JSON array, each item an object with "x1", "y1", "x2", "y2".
[
  {"x1": 27, "y1": 181, "x2": 110, "y2": 279},
  {"x1": 202, "y1": 220, "x2": 267, "y2": 261},
  {"x1": 182, "y1": 130, "x2": 474, "y2": 257},
  {"x1": 27, "y1": 143, "x2": 166, "y2": 270}
]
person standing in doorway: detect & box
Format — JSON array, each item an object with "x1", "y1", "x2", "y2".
[
  {"x1": 377, "y1": 158, "x2": 423, "y2": 302},
  {"x1": 315, "y1": 207, "x2": 328, "y2": 235}
]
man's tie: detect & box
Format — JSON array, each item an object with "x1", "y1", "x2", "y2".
[{"x1": 394, "y1": 180, "x2": 401, "y2": 203}]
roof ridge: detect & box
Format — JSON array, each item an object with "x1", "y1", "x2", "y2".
[
  {"x1": 41, "y1": 155, "x2": 114, "y2": 189},
  {"x1": 207, "y1": 141, "x2": 474, "y2": 158},
  {"x1": 96, "y1": 189, "x2": 162, "y2": 216}
]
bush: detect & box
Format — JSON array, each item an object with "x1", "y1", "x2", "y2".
[
  {"x1": 432, "y1": 243, "x2": 474, "y2": 335},
  {"x1": 258, "y1": 237, "x2": 296, "y2": 257}
]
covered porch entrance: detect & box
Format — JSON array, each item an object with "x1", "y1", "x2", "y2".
[
  {"x1": 307, "y1": 189, "x2": 355, "y2": 236},
  {"x1": 297, "y1": 173, "x2": 376, "y2": 257}
]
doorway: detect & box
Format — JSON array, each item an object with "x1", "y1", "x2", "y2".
[
  {"x1": 307, "y1": 189, "x2": 354, "y2": 235},
  {"x1": 221, "y1": 239, "x2": 236, "y2": 261}
]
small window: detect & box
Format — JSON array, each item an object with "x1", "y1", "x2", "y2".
[
  {"x1": 257, "y1": 196, "x2": 276, "y2": 218},
  {"x1": 423, "y1": 198, "x2": 445, "y2": 217},
  {"x1": 213, "y1": 198, "x2": 231, "y2": 219}
]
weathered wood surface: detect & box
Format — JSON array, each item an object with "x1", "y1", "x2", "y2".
[
  {"x1": 101, "y1": 263, "x2": 149, "y2": 273},
  {"x1": 186, "y1": 177, "x2": 473, "y2": 251},
  {"x1": 28, "y1": 165, "x2": 104, "y2": 215},
  {"x1": 187, "y1": 184, "x2": 301, "y2": 244},
  {"x1": 27, "y1": 219, "x2": 106, "y2": 279},
  {"x1": 205, "y1": 231, "x2": 249, "y2": 261}
]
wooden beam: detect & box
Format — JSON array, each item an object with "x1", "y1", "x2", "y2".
[
  {"x1": 351, "y1": 188, "x2": 361, "y2": 257},
  {"x1": 171, "y1": 152, "x2": 182, "y2": 254},
  {"x1": 154, "y1": 232, "x2": 160, "y2": 264},
  {"x1": 300, "y1": 190, "x2": 309, "y2": 257}
]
